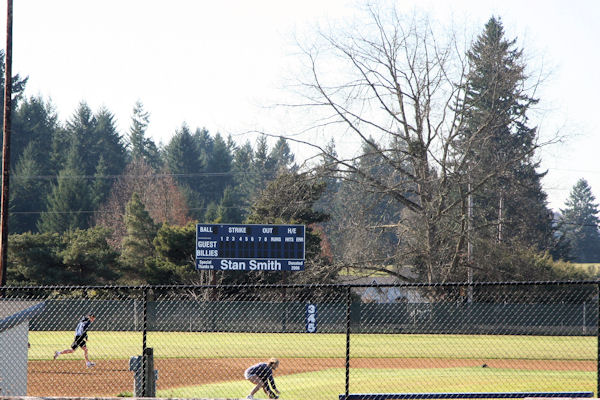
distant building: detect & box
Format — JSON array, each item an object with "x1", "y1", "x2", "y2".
[{"x1": 339, "y1": 268, "x2": 425, "y2": 303}]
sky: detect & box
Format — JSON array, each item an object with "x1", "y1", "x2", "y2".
[{"x1": 1, "y1": 0, "x2": 599, "y2": 212}]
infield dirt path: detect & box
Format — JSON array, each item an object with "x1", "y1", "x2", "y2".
[{"x1": 28, "y1": 357, "x2": 595, "y2": 397}]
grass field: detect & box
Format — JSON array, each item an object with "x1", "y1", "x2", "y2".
[
  {"x1": 28, "y1": 331, "x2": 597, "y2": 397},
  {"x1": 29, "y1": 331, "x2": 596, "y2": 361},
  {"x1": 156, "y1": 368, "x2": 595, "y2": 399}
]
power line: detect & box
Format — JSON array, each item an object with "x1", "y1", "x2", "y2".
[
  {"x1": 9, "y1": 170, "x2": 600, "y2": 183},
  {"x1": 9, "y1": 205, "x2": 249, "y2": 215},
  {"x1": 9, "y1": 171, "x2": 275, "y2": 180}
]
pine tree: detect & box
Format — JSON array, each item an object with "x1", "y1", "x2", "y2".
[
  {"x1": 59, "y1": 102, "x2": 97, "y2": 174},
  {"x1": 38, "y1": 141, "x2": 93, "y2": 233},
  {"x1": 0, "y1": 49, "x2": 28, "y2": 136},
  {"x1": 59, "y1": 227, "x2": 120, "y2": 284},
  {"x1": 269, "y1": 137, "x2": 295, "y2": 172},
  {"x1": 93, "y1": 107, "x2": 127, "y2": 176},
  {"x1": 12, "y1": 95, "x2": 57, "y2": 170},
  {"x1": 9, "y1": 144, "x2": 48, "y2": 233},
  {"x1": 193, "y1": 127, "x2": 214, "y2": 168},
  {"x1": 205, "y1": 133, "x2": 233, "y2": 203},
  {"x1": 164, "y1": 124, "x2": 205, "y2": 218},
  {"x1": 458, "y1": 17, "x2": 556, "y2": 275},
  {"x1": 231, "y1": 141, "x2": 255, "y2": 218},
  {"x1": 128, "y1": 101, "x2": 161, "y2": 169},
  {"x1": 90, "y1": 156, "x2": 111, "y2": 209},
  {"x1": 55, "y1": 103, "x2": 126, "y2": 187},
  {"x1": 8, "y1": 96, "x2": 59, "y2": 233},
  {"x1": 253, "y1": 135, "x2": 276, "y2": 189},
  {"x1": 121, "y1": 192, "x2": 159, "y2": 272},
  {"x1": 129, "y1": 100, "x2": 150, "y2": 158},
  {"x1": 7, "y1": 232, "x2": 63, "y2": 284},
  {"x1": 217, "y1": 186, "x2": 243, "y2": 223},
  {"x1": 203, "y1": 202, "x2": 219, "y2": 223},
  {"x1": 559, "y1": 179, "x2": 600, "y2": 262}
]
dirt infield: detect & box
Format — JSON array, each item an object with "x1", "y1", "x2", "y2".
[{"x1": 27, "y1": 357, "x2": 595, "y2": 397}]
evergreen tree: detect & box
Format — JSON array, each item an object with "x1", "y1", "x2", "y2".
[
  {"x1": 559, "y1": 179, "x2": 600, "y2": 262},
  {"x1": 121, "y1": 192, "x2": 159, "y2": 274},
  {"x1": 205, "y1": 133, "x2": 233, "y2": 203},
  {"x1": 145, "y1": 223, "x2": 198, "y2": 285},
  {"x1": 231, "y1": 140, "x2": 255, "y2": 217},
  {"x1": 193, "y1": 127, "x2": 214, "y2": 168},
  {"x1": 153, "y1": 222, "x2": 196, "y2": 266},
  {"x1": 458, "y1": 17, "x2": 556, "y2": 276},
  {"x1": 203, "y1": 202, "x2": 219, "y2": 223},
  {"x1": 9, "y1": 144, "x2": 48, "y2": 233},
  {"x1": 59, "y1": 227, "x2": 120, "y2": 284},
  {"x1": 54, "y1": 103, "x2": 126, "y2": 188},
  {"x1": 57, "y1": 102, "x2": 96, "y2": 173},
  {"x1": 93, "y1": 107, "x2": 127, "y2": 176},
  {"x1": 217, "y1": 186, "x2": 244, "y2": 223},
  {"x1": 90, "y1": 155, "x2": 111, "y2": 209},
  {"x1": 12, "y1": 95, "x2": 58, "y2": 170},
  {"x1": 128, "y1": 100, "x2": 150, "y2": 158},
  {"x1": 269, "y1": 137, "x2": 296, "y2": 172},
  {"x1": 7, "y1": 232, "x2": 63, "y2": 284},
  {"x1": 9, "y1": 97, "x2": 58, "y2": 233},
  {"x1": 38, "y1": 141, "x2": 93, "y2": 233},
  {"x1": 128, "y1": 100, "x2": 161, "y2": 169},
  {"x1": 163, "y1": 124, "x2": 205, "y2": 218},
  {"x1": 0, "y1": 49, "x2": 28, "y2": 135},
  {"x1": 7, "y1": 228, "x2": 119, "y2": 285},
  {"x1": 253, "y1": 135, "x2": 277, "y2": 189}
]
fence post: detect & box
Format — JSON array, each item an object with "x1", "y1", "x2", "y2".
[
  {"x1": 345, "y1": 285, "x2": 351, "y2": 399},
  {"x1": 142, "y1": 286, "x2": 148, "y2": 397},
  {"x1": 143, "y1": 347, "x2": 155, "y2": 397}
]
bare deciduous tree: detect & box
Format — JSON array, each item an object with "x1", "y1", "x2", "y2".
[
  {"x1": 288, "y1": 8, "x2": 545, "y2": 283},
  {"x1": 95, "y1": 159, "x2": 191, "y2": 248}
]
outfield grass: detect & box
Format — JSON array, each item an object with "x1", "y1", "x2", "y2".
[
  {"x1": 28, "y1": 331, "x2": 596, "y2": 361},
  {"x1": 29, "y1": 332, "x2": 595, "y2": 398},
  {"x1": 155, "y1": 368, "x2": 595, "y2": 399}
]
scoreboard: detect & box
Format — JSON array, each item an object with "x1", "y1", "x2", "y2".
[{"x1": 195, "y1": 224, "x2": 305, "y2": 271}]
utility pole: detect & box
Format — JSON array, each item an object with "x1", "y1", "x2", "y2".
[{"x1": 0, "y1": 0, "x2": 13, "y2": 287}]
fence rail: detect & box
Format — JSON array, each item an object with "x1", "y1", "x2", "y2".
[{"x1": 0, "y1": 281, "x2": 597, "y2": 398}]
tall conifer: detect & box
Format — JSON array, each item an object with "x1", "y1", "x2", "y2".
[
  {"x1": 459, "y1": 17, "x2": 556, "y2": 268},
  {"x1": 38, "y1": 140, "x2": 92, "y2": 233},
  {"x1": 559, "y1": 179, "x2": 600, "y2": 262}
]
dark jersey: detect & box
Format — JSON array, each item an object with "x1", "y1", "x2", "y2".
[
  {"x1": 75, "y1": 316, "x2": 93, "y2": 337},
  {"x1": 246, "y1": 362, "x2": 277, "y2": 390}
]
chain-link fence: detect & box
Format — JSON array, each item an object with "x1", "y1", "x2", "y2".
[{"x1": 0, "y1": 281, "x2": 597, "y2": 398}]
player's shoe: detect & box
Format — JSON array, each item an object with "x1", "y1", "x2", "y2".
[
  {"x1": 53, "y1": 351, "x2": 59, "y2": 360},
  {"x1": 86, "y1": 361, "x2": 96, "y2": 368},
  {"x1": 246, "y1": 396, "x2": 254, "y2": 400}
]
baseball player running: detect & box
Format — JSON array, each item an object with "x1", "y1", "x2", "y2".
[{"x1": 53, "y1": 313, "x2": 96, "y2": 368}]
